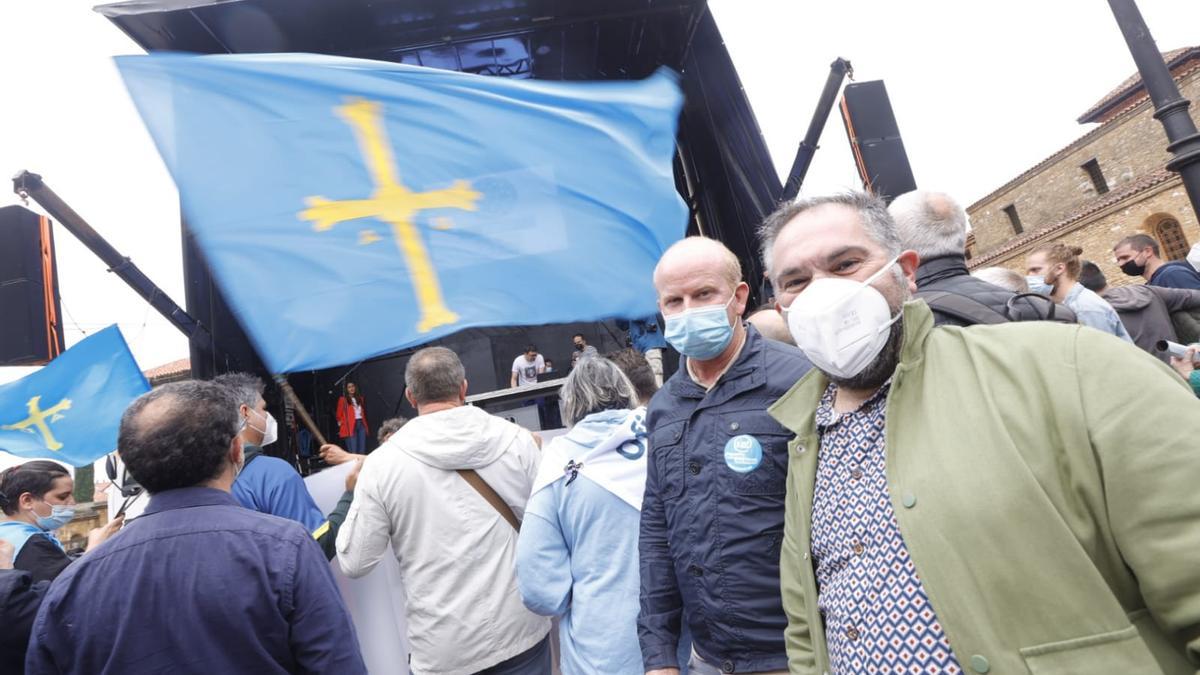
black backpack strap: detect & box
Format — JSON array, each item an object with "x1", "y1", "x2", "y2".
[
  {"x1": 1006, "y1": 293, "x2": 1078, "y2": 324},
  {"x1": 918, "y1": 290, "x2": 1009, "y2": 326}
]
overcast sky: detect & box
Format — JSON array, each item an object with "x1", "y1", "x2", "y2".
[{"x1": 2, "y1": 0, "x2": 1199, "y2": 386}]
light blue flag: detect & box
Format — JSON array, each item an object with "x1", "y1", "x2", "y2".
[
  {"x1": 0, "y1": 326, "x2": 150, "y2": 467},
  {"x1": 116, "y1": 53, "x2": 687, "y2": 373}
]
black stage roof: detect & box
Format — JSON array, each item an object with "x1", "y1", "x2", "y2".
[
  {"x1": 95, "y1": 0, "x2": 785, "y2": 445},
  {"x1": 97, "y1": 0, "x2": 784, "y2": 291}
]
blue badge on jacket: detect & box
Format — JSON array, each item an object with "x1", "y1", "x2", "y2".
[{"x1": 724, "y1": 435, "x2": 763, "y2": 473}]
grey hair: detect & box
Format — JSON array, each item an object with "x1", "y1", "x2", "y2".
[
  {"x1": 211, "y1": 372, "x2": 265, "y2": 409},
  {"x1": 561, "y1": 356, "x2": 637, "y2": 427},
  {"x1": 888, "y1": 190, "x2": 968, "y2": 261},
  {"x1": 405, "y1": 347, "x2": 466, "y2": 405},
  {"x1": 377, "y1": 417, "x2": 408, "y2": 444},
  {"x1": 758, "y1": 192, "x2": 901, "y2": 282},
  {"x1": 972, "y1": 267, "x2": 1029, "y2": 293}
]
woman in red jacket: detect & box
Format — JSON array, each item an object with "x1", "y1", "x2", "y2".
[{"x1": 336, "y1": 382, "x2": 370, "y2": 454}]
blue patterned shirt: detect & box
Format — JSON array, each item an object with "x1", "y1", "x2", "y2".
[{"x1": 812, "y1": 382, "x2": 962, "y2": 674}]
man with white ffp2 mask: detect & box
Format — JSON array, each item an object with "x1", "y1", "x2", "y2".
[
  {"x1": 639, "y1": 237, "x2": 811, "y2": 675},
  {"x1": 214, "y1": 373, "x2": 328, "y2": 536},
  {"x1": 760, "y1": 192, "x2": 1200, "y2": 675}
]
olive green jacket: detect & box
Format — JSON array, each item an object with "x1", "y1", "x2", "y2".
[{"x1": 768, "y1": 300, "x2": 1200, "y2": 675}]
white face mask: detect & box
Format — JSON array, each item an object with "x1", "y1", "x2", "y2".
[
  {"x1": 782, "y1": 257, "x2": 902, "y2": 379},
  {"x1": 246, "y1": 409, "x2": 279, "y2": 447}
]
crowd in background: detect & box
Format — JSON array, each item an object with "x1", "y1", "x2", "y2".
[{"x1": 2, "y1": 189, "x2": 1199, "y2": 675}]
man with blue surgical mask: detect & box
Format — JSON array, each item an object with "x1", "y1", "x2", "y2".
[
  {"x1": 639, "y1": 237, "x2": 811, "y2": 675},
  {"x1": 760, "y1": 192, "x2": 1200, "y2": 675}
]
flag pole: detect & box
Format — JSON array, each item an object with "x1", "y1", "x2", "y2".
[{"x1": 273, "y1": 375, "x2": 328, "y2": 447}]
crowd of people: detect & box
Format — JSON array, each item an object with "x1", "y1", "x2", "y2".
[{"x1": 2, "y1": 189, "x2": 1199, "y2": 674}]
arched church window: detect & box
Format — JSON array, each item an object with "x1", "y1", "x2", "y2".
[{"x1": 1154, "y1": 217, "x2": 1190, "y2": 260}]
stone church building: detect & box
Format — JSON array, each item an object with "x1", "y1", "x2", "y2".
[{"x1": 966, "y1": 46, "x2": 1200, "y2": 283}]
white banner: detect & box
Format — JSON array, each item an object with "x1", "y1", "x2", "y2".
[{"x1": 306, "y1": 462, "x2": 410, "y2": 675}]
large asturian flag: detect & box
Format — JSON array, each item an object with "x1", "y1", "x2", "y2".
[
  {"x1": 116, "y1": 53, "x2": 688, "y2": 373},
  {"x1": 0, "y1": 326, "x2": 150, "y2": 467}
]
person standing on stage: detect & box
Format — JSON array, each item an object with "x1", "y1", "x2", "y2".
[{"x1": 337, "y1": 381, "x2": 370, "y2": 454}]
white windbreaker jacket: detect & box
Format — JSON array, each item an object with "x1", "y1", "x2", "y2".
[{"x1": 336, "y1": 404, "x2": 550, "y2": 674}]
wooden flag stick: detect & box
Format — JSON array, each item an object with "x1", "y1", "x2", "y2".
[{"x1": 273, "y1": 374, "x2": 328, "y2": 447}]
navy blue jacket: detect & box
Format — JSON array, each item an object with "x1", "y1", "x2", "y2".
[
  {"x1": 638, "y1": 325, "x2": 811, "y2": 672},
  {"x1": 1150, "y1": 261, "x2": 1200, "y2": 290},
  {"x1": 1, "y1": 569, "x2": 47, "y2": 674},
  {"x1": 26, "y1": 487, "x2": 366, "y2": 675}
]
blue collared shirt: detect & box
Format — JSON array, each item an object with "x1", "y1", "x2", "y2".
[
  {"x1": 233, "y1": 445, "x2": 327, "y2": 533},
  {"x1": 1065, "y1": 283, "x2": 1134, "y2": 343},
  {"x1": 26, "y1": 487, "x2": 366, "y2": 675}
]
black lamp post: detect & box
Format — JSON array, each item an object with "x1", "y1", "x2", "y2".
[{"x1": 1107, "y1": 0, "x2": 1200, "y2": 222}]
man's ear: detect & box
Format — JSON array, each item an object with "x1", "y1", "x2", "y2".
[
  {"x1": 897, "y1": 249, "x2": 920, "y2": 293},
  {"x1": 405, "y1": 388, "x2": 417, "y2": 409},
  {"x1": 732, "y1": 281, "x2": 751, "y2": 317},
  {"x1": 460, "y1": 380, "x2": 469, "y2": 402},
  {"x1": 229, "y1": 435, "x2": 244, "y2": 468}
]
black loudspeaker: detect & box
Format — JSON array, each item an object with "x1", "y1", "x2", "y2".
[
  {"x1": 840, "y1": 80, "x2": 917, "y2": 203},
  {"x1": 0, "y1": 205, "x2": 65, "y2": 365}
]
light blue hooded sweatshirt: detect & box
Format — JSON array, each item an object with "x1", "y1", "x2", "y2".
[{"x1": 516, "y1": 408, "x2": 689, "y2": 674}]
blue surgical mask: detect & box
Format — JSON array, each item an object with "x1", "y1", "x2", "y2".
[
  {"x1": 663, "y1": 295, "x2": 736, "y2": 360},
  {"x1": 34, "y1": 503, "x2": 75, "y2": 531},
  {"x1": 1026, "y1": 275, "x2": 1052, "y2": 295}
]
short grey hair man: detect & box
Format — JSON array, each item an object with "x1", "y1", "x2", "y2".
[
  {"x1": 561, "y1": 356, "x2": 638, "y2": 427},
  {"x1": 211, "y1": 372, "x2": 272, "y2": 450},
  {"x1": 888, "y1": 190, "x2": 969, "y2": 261},
  {"x1": 404, "y1": 347, "x2": 467, "y2": 406},
  {"x1": 212, "y1": 372, "x2": 264, "y2": 412},
  {"x1": 339, "y1": 344, "x2": 551, "y2": 674},
  {"x1": 759, "y1": 192, "x2": 901, "y2": 282}
]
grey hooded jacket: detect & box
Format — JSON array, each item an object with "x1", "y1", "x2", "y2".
[{"x1": 1101, "y1": 284, "x2": 1200, "y2": 362}]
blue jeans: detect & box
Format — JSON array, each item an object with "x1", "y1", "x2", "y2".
[{"x1": 345, "y1": 425, "x2": 367, "y2": 454}]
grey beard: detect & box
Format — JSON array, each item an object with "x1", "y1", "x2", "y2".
[{"x1": 826, "y1": 317, "x2": 904, "y2": 391}]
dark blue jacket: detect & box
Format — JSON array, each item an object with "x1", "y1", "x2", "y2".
[
  {"x1": 638, "y1": 325, "x2": 811, "y2": 672},
  {"x1": 1150, "y1": 261, "x2": 1200, "y2": 290},
  {"x1": 1, "y1": 569, "x2": 47, "y2": 674},
  {"x1": 26, "y1": 487, "x2": 366, "y2": 675}
]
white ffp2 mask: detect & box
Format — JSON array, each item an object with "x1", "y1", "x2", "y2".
[{"x1": 783, "y1": 258, "x2": 902, "y2": 379}]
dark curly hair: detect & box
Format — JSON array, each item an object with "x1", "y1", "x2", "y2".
[
  {"x1": 605, "y1": 348, "x2": 658, "y2": 406},
  {"x1": 0, "y1": 461, "x2": 71, "y2": 516},
  {"x1": 118, "y1": 380, "x2": 241, "y2": 494}
]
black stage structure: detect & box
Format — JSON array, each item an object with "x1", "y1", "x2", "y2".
[{"x1": 95, "y1": 0, "x2": 783, "y2": 459}]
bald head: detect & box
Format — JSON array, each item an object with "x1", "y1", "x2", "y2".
[
  {"x1": 889, "y1": 190, "x2": 968, "y2": 261},
  {"x1": 746, "y1": 307, "x2": 793, "y2": 345},
  {"x1": 654, "y1": 236, "x2": 749, "y2": 340},
  {"x1": 654, "y1": 237, "x2": 742, "y2": 294}
]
